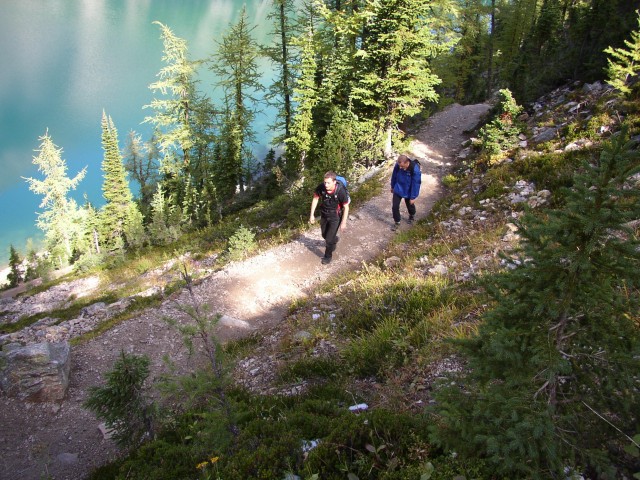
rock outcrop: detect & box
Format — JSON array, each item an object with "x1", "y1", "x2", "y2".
[{"x1": 0, "y1": 341, "x2": 70, "y2": 402}]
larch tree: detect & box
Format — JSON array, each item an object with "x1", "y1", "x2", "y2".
[
  {"x1": 208, "y1": 7, "x2": 264, "y2": 199},
  {"x1": 23, "y1": 131, "x2": 86, "y2": 267},
  {"x1": 144, "y1": 21, "x2": 199, "y2": 181},
  {"x1": 123, "y1": 130, "x2": 160, "y2": 217},
  {"x1": 263, "y1": 0, "x2": 298, "y2": 144},
  {"x1": 182, "y1": 93, "x2": 218, "y2": 228},
  {"x1": 434, "y1": 0, "x2": 490, "y2": 102},
  {"x1": 99, "y1": 111, "x2": 143, "y2": 252},
  {"x1": 285, "y1": 27, "x2": 320, "y2": 181},
  {"x1": 80, "y1": 197, "x2": 101, "y2": 256},
  {"x1": 338, "y1": 0, "x2": 456, "y2": 156},
  {"x1": 147, "y1": 184, "x2": 180, "y2": 246}
]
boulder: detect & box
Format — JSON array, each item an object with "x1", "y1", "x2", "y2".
[
  {"x1": 532, "y1": 127, "x2": 558, "y2": 144},
  {"x1": 0, "y1": 341, "x2": 70, "y2": 402}
]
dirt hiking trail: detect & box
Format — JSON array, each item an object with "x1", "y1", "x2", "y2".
[{"x1": 0, "y1": 103, "x2": 490, "y2": 480}]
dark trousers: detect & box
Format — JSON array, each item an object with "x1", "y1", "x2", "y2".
[
  {"x1": 392, "y1": 193, "x2": 416, "y2": 223},
  {"x1": 320, "y1": 216, "x2": 340, "y2": 258}
]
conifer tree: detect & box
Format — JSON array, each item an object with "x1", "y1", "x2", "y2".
[
  {"x1": 208, "y1": 7, "x2": 264, "y2": 197},
  {"x1": 144, "y1": 22, "x2": 201, "y2": 180},
  {"x1": 319, "y1": 0, "x2": 456, "y2": 156},
  {"x1": 6, "y1": 245, "x2": 22, "y2": 288},
  {"x1": 23, "y1": 239, "x2": 40, "y2": 282},
  {"x1": 123, "y1": 130, "x2": 160, "y2": 217},
  {"x1": 255, "y1": 148, "x2": 280, "y2": 199},
  {"x1": 435, "y1": 0, "x2": 490, "y2": 102},
  {"x1": 99, "y1": 112, "x2": 143, "y2": 252},
  {"x1": 605, "y1": 10, "x2": 640, "y2": 96},
  {"x1": 316, "y1": 106, "x2": 356, "y2": 177},
  {"x1": 263, "y1": 0, "x2": 298, "y2": 143},
  {"x1": 180, "y1": 174, "x2": 199, "y2": 228},
  {"x1": 432, "y1": 128, "x2": 640, "y2": 478},
  {"x1": 147, "y1": 184, "x2": 180, "y2": 246},
  {"x1": 187, "y1": 95, "x2": 218, "y2": 211},
  {"x1": 81, "y1": 198, "x2": 101, "y2": 256},
  {"x1": 285, "y1": 28, "x2": 319, "y2": 180},
  {"x1": 23, "y1": 132, "x2": 86, "y2": 267},
  {"x1": 123, "y1": 204, "x2": 147, "y2": 250},
  {"x1": 84, "y1": 350, "x2": 156, "y2": 448}
]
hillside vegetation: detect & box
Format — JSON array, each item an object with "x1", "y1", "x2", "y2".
[
  {"x1": 3, "y1": 3, "x2": 640, "y2": 478},
  {"x1": 82, "y1": 79, "x2": 640, "y2": 480}
]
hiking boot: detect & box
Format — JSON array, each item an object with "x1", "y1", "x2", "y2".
[
  {"x1": 391, "y1": 222, "x2": 401, "y2": 231},
  {"x1": 321, "y1": 256, "x2": 332, "y2": 265},
  {"x1": 408, "y1": 215, "x2": 415, "y2": 225}
]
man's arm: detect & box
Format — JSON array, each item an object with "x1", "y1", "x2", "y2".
[
  {"x1": 340, "y1": 203, "x2": 349, "y2": 230},
  {"x1": 410, "y1": 162, "x2": 422, "y2": 200},
  {"x1": 390, "y1": 164, "x2": 398, "y2": 193},
  {"x1": 309, "y1": 196, "x2": 319, "y2": 223}
]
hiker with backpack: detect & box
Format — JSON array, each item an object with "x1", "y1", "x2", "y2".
[
  {"x1": 309, "y1": 171, "x2": 350, "y2": 265},
  {"x1": 390, "y1": 154, "x2": 422, "y2": 231}
]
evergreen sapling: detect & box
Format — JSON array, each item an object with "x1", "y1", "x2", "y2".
[{"x1": 431, "y1": 127, "x2": 640, "y2": 479}]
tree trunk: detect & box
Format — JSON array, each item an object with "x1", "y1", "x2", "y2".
[{"x1": 486, "y1": 0, "x2": 495, "y2": 99}]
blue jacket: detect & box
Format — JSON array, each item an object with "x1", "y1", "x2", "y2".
[{"x1": 391, "y1": 160, "x2": 421, "y2": 200}]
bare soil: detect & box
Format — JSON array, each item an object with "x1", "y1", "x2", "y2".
[{"x1": 0, "y1": 103, "x2": 490, "y2": 480}]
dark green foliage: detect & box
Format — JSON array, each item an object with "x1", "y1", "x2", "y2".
[
  {"x1": 303, "y1": 409, "x2": 433, "y2": 479},
  {"x1": 312, "y1": 106, "x2": 357, "y2": 181},
  {"x1": 478, "y1": 89, "x2": 524, "y2": 158},
  {"x1": 434, "y1": 0, "x2": 490, "y2": 103},
  {"x1": 84, "y1": 351, "x2": 156, "y2": 449},
  {"x1": 7, "y1": 245, "x2": 22, "y2": 288},
  {"x1": 84, "y1": 461, "x2": 122, "y2": 480},
  {"x1": 209, "y1": 7, "x2": 263, "y2": 198},
  {"x1": 87, "y1": 377, "x2": 463, "y2": 480},
  {"x1": 444, "y1": 0, "x2": 640, "y2": 103},
  {"x1": 99, "y1": 112, "x2": 143, "y2": 252},
  {"x1": 605, "y1": 11, "x2": 640, "y2": 96},
  {"x1": 431, "y1": 127, "x2": 640, "y2": 478},
  {"x1": 252, "y1": 148, "x2": 281, "y2": 200},
  {"x1": 227, "y1": 225, "x2": 256, "y2": 261},
  {"x1": 263, "y1": 0, "x2": 297, "y2": 143},
  {"x1": 123, "y1": 131, "x2": 160, "y2": 218},
  {"x1": 221, "y1": 421, "x2": 306, "y2": 479},
  {"x1": 278, "y1": 357, "x2": 342, "y2": 382},
  {"x1": 113, "y1": 439, "x2": 197, "y2": 480}
]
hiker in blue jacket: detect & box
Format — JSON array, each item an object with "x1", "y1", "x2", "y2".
[{"x1": 390, "y1": 154, "x2": 421, "y2": 231}]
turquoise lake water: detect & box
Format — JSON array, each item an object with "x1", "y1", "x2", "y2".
[{"x1": 0, "y1": 0, "x2": 276, "y2": 265}]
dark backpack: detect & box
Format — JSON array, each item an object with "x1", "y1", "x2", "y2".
[{"x1": 410, "y1": 159, "x2": 421, "y2": 176}]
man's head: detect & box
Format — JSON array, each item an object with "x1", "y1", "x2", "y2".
[
  {"x1": 324, "y1": 171, "x2": 337, "y2": 191},
  {"x1": 397, "y1": 155, "x2": 411, "y2": 170}
]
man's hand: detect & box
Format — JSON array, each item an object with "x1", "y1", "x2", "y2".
[{"x1": 309, "y1": 216, "x2": 316, "y2": 224}]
